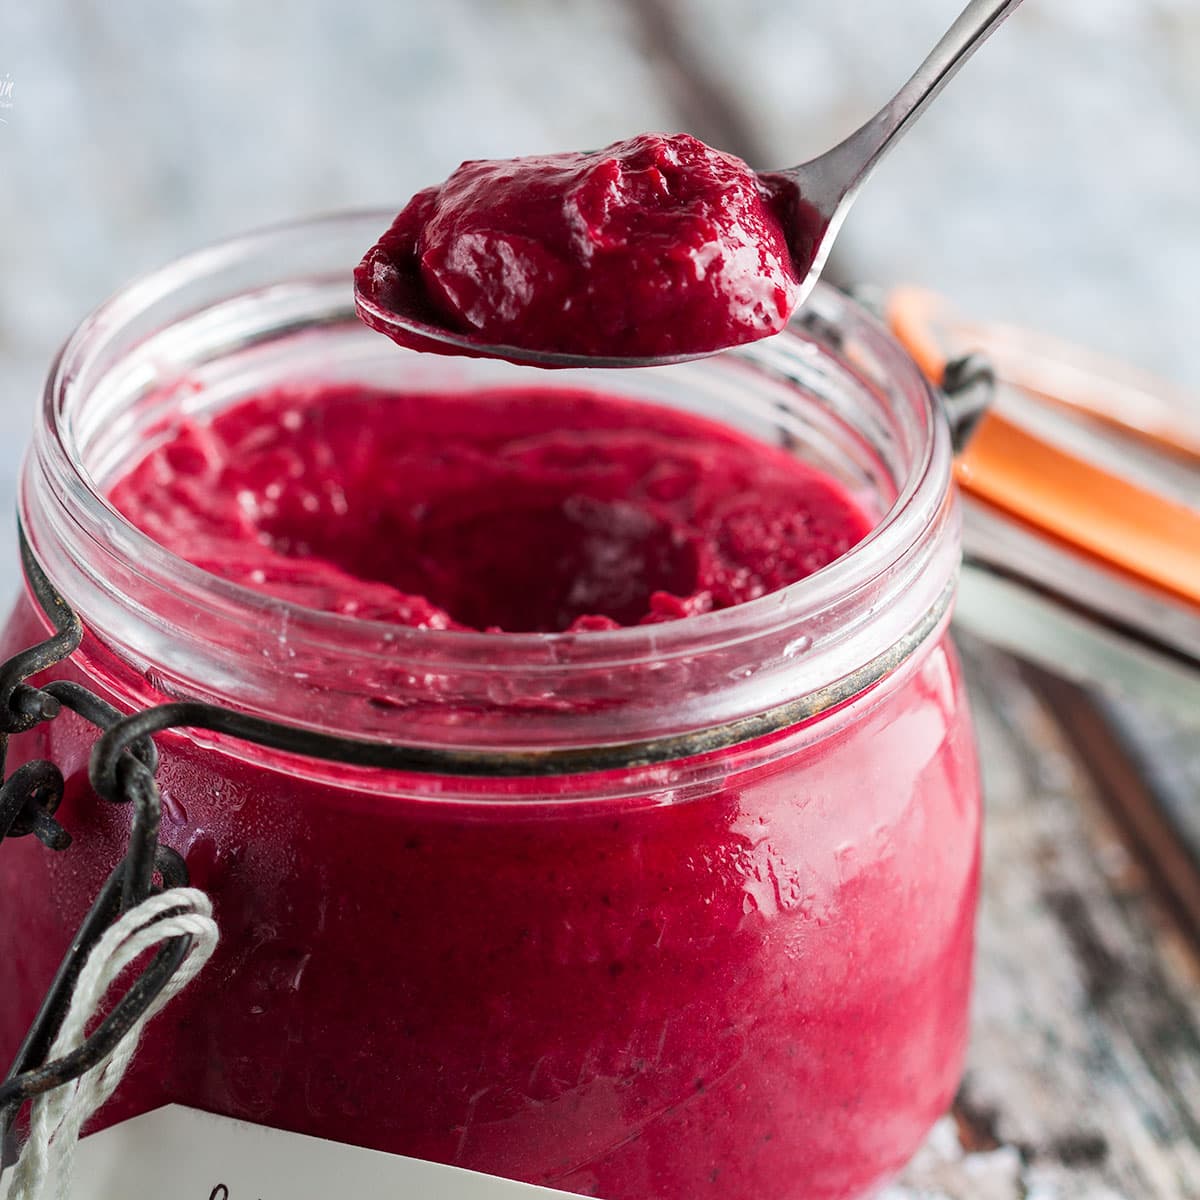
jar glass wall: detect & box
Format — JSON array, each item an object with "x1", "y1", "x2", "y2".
[{"x1": 0, "y1": 215, "x2": 980, "y2": 1200}]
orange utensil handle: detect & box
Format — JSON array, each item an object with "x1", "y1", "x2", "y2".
[
  {"x1": 890, "y1": 286, "x2": 1200, "y2": 462},
  {"x1": 959, "y1": 412, "x2": 1200, "y2": 608},
  {"x1": 888, "y1": 288, "x2": 1200, "y2": 610}
]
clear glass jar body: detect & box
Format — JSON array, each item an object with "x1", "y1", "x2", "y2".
[{"x1": 0, "y1": 215, "x2": 980, "y2": 1200}]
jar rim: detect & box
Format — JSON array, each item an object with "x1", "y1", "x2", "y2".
[{"x1": 22, "y1": 211, "x2": 959, "y2": 752}]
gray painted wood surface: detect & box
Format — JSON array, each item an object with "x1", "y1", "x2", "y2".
[
  {"x1": 1, "y1": 4, "x2": 1199, "y2": 1196},
  {"x1": 895, "y1": 644, "x2": 1200, "y2": 1199}
]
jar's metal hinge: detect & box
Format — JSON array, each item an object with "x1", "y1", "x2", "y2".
[
  {"x1": 940, "y1": 352, "x2": 995, "y2": 452},
  {"x1": 0, "y1": 531, "x2": 196, "y2": 1174}
]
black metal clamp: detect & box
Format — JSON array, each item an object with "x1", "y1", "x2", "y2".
[{"x1": 0, "y1": 533, "x2": 193, "y2": 1171}]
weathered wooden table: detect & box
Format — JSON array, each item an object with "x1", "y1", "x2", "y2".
[
  {"x1": 890, "y1": 645, "x2": 1200, "y2": 1198},
  {"x1": 3, "y1": 3, "x2": 1198, "y2": 1197}
]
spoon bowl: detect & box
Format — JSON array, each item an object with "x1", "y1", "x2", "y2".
[
  {"x1": 352, "y1": 288, "x2": 718, "y2": 370},
  {"x1": 356, "y1": 0, "x2": 1026, "y2": 369}
]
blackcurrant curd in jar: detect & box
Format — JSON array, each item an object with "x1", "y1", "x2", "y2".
[
  {"x1": 108, "y1": 385, "x2": 873, "y2": 633},
  {"x1": 0, "y1": 217, "x2": 980, "y2": 1200}
]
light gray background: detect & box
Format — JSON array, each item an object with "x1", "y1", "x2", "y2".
[{"x1": 1, "y1": 0, "x2": 1198, "y2": 577}]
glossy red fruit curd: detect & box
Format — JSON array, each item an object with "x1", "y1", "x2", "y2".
[
  {"x1": 107, "y1": 384, "x2": 871, "y2": 632},
  {"x1": 355, "y1": 133, "x2": 802, "y2": 360},
  {"x1": 0, "y1": 382, "x2": 980, "y2": 1200}
]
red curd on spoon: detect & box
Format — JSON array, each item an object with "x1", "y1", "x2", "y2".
[{"x1": 355, "y1": 133, "x2": 804, "y2": 361}]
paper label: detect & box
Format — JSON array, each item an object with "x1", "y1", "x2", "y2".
[{"x1": 55, "y1": 1105, "x2": 581, "y2": 1198}]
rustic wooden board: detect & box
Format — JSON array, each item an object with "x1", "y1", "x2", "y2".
[{"x1": 889, "y1": 640, "x2": 1200, "y2": 1200}]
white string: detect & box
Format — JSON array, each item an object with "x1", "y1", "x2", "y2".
[{"x1": 6, "y1": 888, "x2": 219, "y2": 1200}]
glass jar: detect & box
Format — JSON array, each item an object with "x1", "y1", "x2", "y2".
[{"x1": 0, "y1": 214, "x2": 980, "y2": 1200}]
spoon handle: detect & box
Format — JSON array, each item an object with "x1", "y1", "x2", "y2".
[{"x1": 803, "y1": 0, "x2": 1026, "y2": 212}]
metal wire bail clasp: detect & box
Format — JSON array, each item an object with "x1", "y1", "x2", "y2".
[
  {"x1": 0, "y1": 530, "x2": 195, "y2": 1176},
  {"x1": 0, "y1": 540, "x2": 84, "y2": 855},
  {"x1": 940, "y1": 352, "x2": 995, "y2": 452}
]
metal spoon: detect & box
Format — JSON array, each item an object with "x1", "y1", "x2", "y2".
[{"x1": 356, "y1": 0, "x2": 1026, "y2": 369}]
